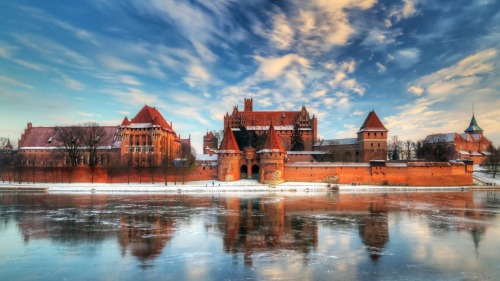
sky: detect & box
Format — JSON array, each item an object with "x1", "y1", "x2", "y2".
[{"x1": 0, "y1": 0, "x2": 499, "y2": 153}]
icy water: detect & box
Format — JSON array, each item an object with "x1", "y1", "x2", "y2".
[{"x1": 1, "y1": 191, "x2": 500, "y2": 280}]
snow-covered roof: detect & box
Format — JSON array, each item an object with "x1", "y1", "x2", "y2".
[
  {"x1": 314, "y1": 138, "x2": 358, "y2": 146},
  {"x1": 218, "y1": 150, "x2": 241, "y2": 154},
  {"x1": 286, "y1": 151, "x2": 326, "y2": 155},
  {"x1": 257, "y1": 149, "x2": 284, "y2": 153},
  {"x1": 386, "y1": 163, "x2": 407, "y2": 167},
  {"x1": 458, "y1": 151, "x2": 470, "y2": 155},
  {"x1": 470, "y1": 151, "x2": 482, "y2": 156},
  {"x1": 425, "y1": 133, "x2": 456, "y2": 143},
  {"x1": 482, "y1": 151, "x2": 492, "y2": 156},
  {"x1": 244, "y1": 125, "x2": 311, "y2": 131},
  {"x1": 287, "y1": 162, "x2": 370, "y2": 167},
  {"x1": 196, "y1": 154, "x2": 218, "y2": 161},
  {"x1": 129, "y1": 123, "x2": 153, "y2": 128}
]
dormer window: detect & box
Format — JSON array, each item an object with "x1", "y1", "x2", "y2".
[{"x1": 47, "y1": 137, "x2": 53, "y2": 144}]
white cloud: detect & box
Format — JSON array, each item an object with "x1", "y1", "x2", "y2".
[
  {"x1": 385, "y1": 48, "x2": 500, "y2": 143},
  {"x1": 18, "y1": 5, "x2": 101, "y2": 46},
  {"x1": 59, "y1": 74, "x2": 85, "y2": 91},
  {"x1": 253, "y1": 54, "x2": 309, "y2": 81},
  {"x1": 120, "y1": 75, "x2": 142, "y2": 86},
  {"x1": 375, "y1": 62, "x2": 387, "y2": 73},
  {"x1": 410, "y1": 48, "x2": 497, "y2": 98},
  {"x1": 388, "y1": 0, "x2": 420, "y2": 25},
  {"x1": 100, "y1": 55, "x2": 143, "y2": 73},
  {"x1": 270, "y1": 11, "x2": 295, "y2": 50},
  {"x1": 0, "y1": 75, "x2": 34, "y2": 89},
  {"x1": 392, "y1": 48, "x2": 421, "y2": 69},
  {"x1": 407, "y1": 85, "x2": 423, "y2": 96}
]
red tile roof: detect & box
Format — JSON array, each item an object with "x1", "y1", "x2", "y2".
[
  {"x1": 131, "y1": 105, "x2": 173, "y2": 131},
  {"x1": 205, "y1": 131, "x2": 215, "y2": 138},
  {"x1": 261, "y1": 124, "x2": 285, "y2": 153},
  {"x1": 121, "y1": 117, "x2": 131, "y2": 126},
  {"x1": 19, "y1": 126, "x2": 119, "y2": 148},
  {"x1": 219, "y1": 124, "x2": 240, "y2": 153},
  {"x1": 358, "y1": 111, "x2": 387, "y2": 132}
]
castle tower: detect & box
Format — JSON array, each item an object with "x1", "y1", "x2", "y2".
[
  {"x1": 119, "y1": 105, "x2": 181, "y2": 165},
  {"x1": 217, "y1": 124, "x2": 241, "y2": 181},
  {"x1": 203, "y1": 131, "x2": 218, "y2": 154},
  {"x1": 244, "y1": 98, "x2": 253, "y2": 112},
  {"x1": 357, "y1": 111, "x2": 388, "y2": 162},
  {"x1": 258, "y1": 124, "x2": 286, "y2": 184}
]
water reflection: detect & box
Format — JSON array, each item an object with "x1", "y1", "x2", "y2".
[{"x1": 1, "y1": 191, "x2": 499, "y2": 280}]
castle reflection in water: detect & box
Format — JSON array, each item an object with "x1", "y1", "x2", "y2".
[{"x1": 0, "y1": 191, "x2": 497, "y2": 266}]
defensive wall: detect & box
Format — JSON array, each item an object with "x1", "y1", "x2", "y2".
[
  {"x1": 284, "y1": 160, "x2": 473, "y2": 186},
  {"x1": 1, "y1": 160, "x2": 473, "y2": 186}
]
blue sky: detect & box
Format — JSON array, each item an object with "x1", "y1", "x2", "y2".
[{"x1": 1, "y1": 0, "x2": 499, "y2": 153}]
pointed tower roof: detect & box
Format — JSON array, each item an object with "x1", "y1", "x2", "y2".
[
  {"x1": 3, "y1": 138, "x2": 13, "y2": 150},
  {"x1": 358, "y1": 110, "x2": 388, "y2": 133},
  {"x1": 219, "y1": 124, "x2": 240, "y2": 153},
  {"x1": 131, "y1": 105, "x2": 173, "y2": 131},
  {"x1": 121, "y1": 117, "x2": 131, "y2": 126},
  {"x1": 205, "y1": 131, "x2": 215, "y2": 138},
  {"x1": 464, "y1": 115, "x2": 483, "y2": 134},
  {"x1": 259, "y1": 124, "x2": 285, "y2": 153}
]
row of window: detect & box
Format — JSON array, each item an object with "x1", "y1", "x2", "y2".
[
  {"x1": 128, "y1": 146, "x2": 155, "y2": 153},
  {"x1": 367, "y1": 132, "x2": 384, "y2": 137}
]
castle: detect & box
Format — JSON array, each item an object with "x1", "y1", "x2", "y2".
[
  {"x1": 206, "y1": 98, "x2": 472, "y2": 185},
  {"x1": 7, "y1": 99, "x2": 478, "y2": 186},
  {"x1": 424, "y1": 114, "x2": 492, "y2": 164},
  {"x1": 16, "y1": 105, "x2": 187, "y2": 167}
]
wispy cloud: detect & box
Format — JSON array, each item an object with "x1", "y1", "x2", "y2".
[{"x1": 0, "y1": 75, "x2": 34, "y2": 89}]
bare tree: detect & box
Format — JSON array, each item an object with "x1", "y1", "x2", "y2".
[
  {"x1": 422, "y1": 134, "x2": 450, "y2": 162},
  {"x1": 147, "y1": 153, "x2": 158, "y2": 183},
  {"x1": 412, "y1": 140, "x2": 425, "y2": 159},
  {"x1": 56, "y1": 126, "x2": 85, "y2": 182},
  {"x1": 485, "y1": 144, "x2": 499, "y2": 178},
  {"x1": 82, "y1": 122, "x2": 109, "y2": 184},
  {"x1": 402, "y1": 140, "x2": 412, "y2": 160},
  {"x1": 0, "y1": 152, "x2": 13, "y2": 183},
  {"x1": 161, "y1": 154, "x2": 171, "y2": 186},
  {"x1": 176, "y1": 143, "x2": 196, "y2": 184},
  {"x1": 0, "y1": 137, "x2": 7, "y2": 149},
  {"x1": 387, "y1": 135, "x2": 402, "y2": 160},
  {"x1": 135, "y1": 155, "x2": 145, "y2": 184}
]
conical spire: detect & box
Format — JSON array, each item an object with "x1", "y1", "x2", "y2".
[
  {"x1": 260, "y1": 124, "x2": 285, "y2": 153},
  {"x1": 3, "y1": 138, "x2": 13, "y2": 150},
  {"x1": 358, "y1": 110, "x2": 387, "y2": 133},
  {"x1": 464, "y1": 114, "x2": 483, "y2": 134},
  {"x1": 219, "y1": 123, "x2": 240, "y2": 153}
]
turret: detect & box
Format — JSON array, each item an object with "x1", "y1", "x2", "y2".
[
  {"x1": 357, "y1": 110, "x2": 388, "y2": 162},
  {"x1": 464, "y1": 114, "x2": 483, "y2": 135},
  {"x1": 258, "y1": 124, "x2": 286, "y2": 184},
  {"x1": 217, "y1": 124, "x2": 241, "y2": 181},
  {"x1": 244, "y1": 98, "x2": 253, "y2": 112}
]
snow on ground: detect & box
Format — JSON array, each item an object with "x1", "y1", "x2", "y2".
[
  {"x1": 473, "y1": 171, "x2": 500, "y2": 185},
  {"x1": 0, "y1": 178, "x2": 480, "y2": 194}
]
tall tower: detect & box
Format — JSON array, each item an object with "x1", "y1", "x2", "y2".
[
  {"x1": 217, "y1": 124, "x2": 241, "y2": 181},
  {"x1": 258, "y1": 124, "x2": 286, "y2": 184},
  {"x1": 357, "y1": 111, "x2": 388, "y2": 162},
  {"x1": 203, "y1": 131, "x2": 218, "y2": 154},
  {"x1": 244, "y1": 98, "x2": 253, "y2": 112}
]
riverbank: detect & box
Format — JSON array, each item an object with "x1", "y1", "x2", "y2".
[{"x1": 0, "y1": 179, "x2": 495, "y2": 194}]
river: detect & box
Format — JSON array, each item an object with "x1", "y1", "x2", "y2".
[{"x1": 1, "y1": 190, "x2": 499, "y2": 280}]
